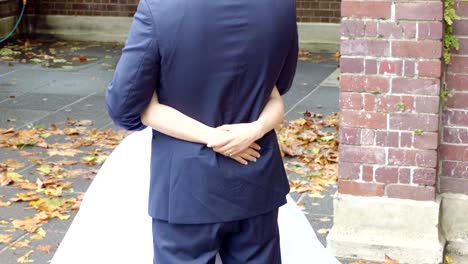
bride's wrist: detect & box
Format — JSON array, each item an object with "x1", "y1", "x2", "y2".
[
  {"x1": 203, "y1": 127, "x2": 218, "y2": 145},
  {"x1": 251, "y1": 120, "x2": 265, "y2": 140}
]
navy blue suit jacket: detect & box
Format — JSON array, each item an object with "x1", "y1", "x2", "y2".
[{"x1": 106, "y1": 0, "x2": 298, "y2": 224}]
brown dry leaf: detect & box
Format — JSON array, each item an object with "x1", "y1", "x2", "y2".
[
  {"x1": 44, "y1": 187, "x2": 63, "y2": 197},
  {"x1": 10, "y1": 192, "x2": 42, "y2": 202},
  {"x1": 0, "y1": 172, "x2": 12, "y2": 186},
  {"x1": 30, "y1": 234, "x2": 44, "y2": 241},
  {"x1": 17, "y1": 249, "x2": 34, "y2": 263},
  {"x1": 296, "y1": 203, "x2": 305, "y2": 210},
  {"x1": 289, "y1": 180, "x2": 308, "y2": 193},
  {"x1": 79, "y1": 55, "x2": 87, "y2": 62},
  {"x1": 0, "y1": 234, "x2": 13, "y2": 244},
  {"x1": 75, "y1": 120, "x2": 93, "y2": 127},
  {"x1": 63, "y1": 128, "x2": 80, "y2": 136},
  {"x1": 14, "y1": 180, "x2": 38, "y2": 190},
  {"x1": 0, "y1": 128, "x2": 15, "y2": 134},
  {"x1": 18, "y1": 151, "x2": 35, "y2": 157},
  {"x1": 0, "y1": 125, "x2": 127, "y2": 240},
  {"x1": 276, "y1": 112, "x2": 339, "y2": 195},
  {"x1": 28, "y1": 157, "x2": 44, "y2": 165},
  {"x1": 384, "y1": 255, "x2": 398, "y2": 264},
  {"x1": 1, "y1": 159, "x2": 25, "y2": 170},
  {"x1": 57, "y1": 160, "x2": 78, "y2": 166},
  {"x1": 37, "y1": 244, "x2": 52, "y2": 253},
  {"x1": 298, "y1": 49, "x2": 311, "y2": 56},
  {"x1": 12, "y1": 217, "x2": 42, "y2": 233},
  {"x1": 70, "y1": 196, "x2": 83, "y2": 210},
  {"x1": 66, "y1": 169, "x2": 87, "y2": 178},
  {"x1": 1, "y1": 172, "x2": 23, "y2": 186},
  {"x1": 10, "y1": 239, "x2": 31, "y2": 248},
  {"x1": 47, "y1": 148, "x2": 81, "y2": 157},
  {"x1": 30, "y1": 198, "x2": 64, "y2": 213}
]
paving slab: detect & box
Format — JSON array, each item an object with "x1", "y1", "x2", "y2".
[
  {"x1": 285, "y1": 86, "x2": 339, "y2": 120},
  {"x1": 0, "y1": 227, "x2": 64, "y2": 264},
  {"x1": 0, "y1": 108, "x2": 50, "y2": 128},
  {"x1": 308, "y1": 214, "x2": 335, "y2": 247},
  {"x1": 283, "y1": 62, "x2": 337, "y2": 111},
  {"x1": 32, "y1": 110, "x2": 112, "y2": 130},
  {"x1": 34, "y1": 73, "x2": 109, "y2": 96},
  {"x1": 0, "y1": 93, "x2": 83, "y2": 112},
  {"x1": 0, "y1": 92, "x2": 25, "y2": 104}
]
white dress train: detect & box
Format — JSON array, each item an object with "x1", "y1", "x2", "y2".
[{"x1": 51, "y1": 127, "x2": 341, "y2": 264}]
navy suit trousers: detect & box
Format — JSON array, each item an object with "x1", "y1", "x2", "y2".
[{"x1": 152, "y1": 208, "x2": 281, "y2": 264}]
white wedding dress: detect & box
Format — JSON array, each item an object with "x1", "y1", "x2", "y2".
[{"x1": 51, "y1": 127, "x2": 341, "y2": 264}]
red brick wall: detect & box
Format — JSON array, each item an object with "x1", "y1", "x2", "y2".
[
  {"x1": 0, "y1": 0, "x2": 19, "y2": 18},
  {"x1": 24, "y1": 0, "x2": 341, "y2": 22},
  {"x1": 338, "y1": 0, "x2": 444, "y2": 201},
  {"x1": 439, "y1": 1, "x2": 468, "y2": 195},
  {"x1": 297, "y1": 0, "x2": 341, "y2": 23},
  {"x1": 26, "y1": 0, "x2": 138, "y2": 17}
]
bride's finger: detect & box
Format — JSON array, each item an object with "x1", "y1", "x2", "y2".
[
  {"x1": 230, "y1": 155, "x2": 248, "y2": 165},
  {"x1": 249, "y1": 142, "x2": 261, "y2": 150},
  {"x1": 212, "y1": 146, "x2": 234, "y2": 154},
  {"x1": 245, "y1": 148, "x2": 261, "y2": 158},
  {"x1": 239, "y1": 152, "x2": 257, "y2": 162},
  {"x1": 215, "y1": 142, "x2": 236, "y2": 154}
]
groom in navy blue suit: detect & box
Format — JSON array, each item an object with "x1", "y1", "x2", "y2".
[{"x1": 106, "y1": 0, "x2": 298, "y2": 263}]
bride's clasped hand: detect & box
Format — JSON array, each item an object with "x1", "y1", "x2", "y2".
[
  {"x1": 140, "y1": 91, "x2": 263, "y2": 165},
  {"x1": 209, "y1": 122, "x2": 263, "y2": 163}
]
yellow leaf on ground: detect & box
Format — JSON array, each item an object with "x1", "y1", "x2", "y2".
[
  {"x1": 0, "y1": 172, "x2": 23, "y2": 186},
  {"x1": 317, "y1": 228, "x2": 330, "y2": 234},
  {"x1": 17, "y1": 249, "x2": 34, "y2": 263},
  {"x1": 10, "y1": 239, "x2": 31, "y2": 249},
  {"x1": 30, "y1": 234, "x2": 44, "y2": 241},
  {"x1": 0, "y1": 234, "x2": 13, "y2": 244},
  {"x1": 35, "y1": 227, "x2": 46, "y2": 237},
  {"x1": 12, "y1": 217, "x2": 42, "y2": 233},
  {"x1": 445, "y1": 256, "x2": 453, "y2": 264},
  {"x1": 14, "y1": 181, "x2": 37, "y2": 190},
  {"x1": 47, "y1": 148, "x2": 81, "y2": 157},
  {"x1": 309, "y1": 193, "x2": 325, "y2": 198},
  {"x1": 10, "y1": 192, "x2": 41, "y2": 202},
  {"x1": 0, "y1": 201, "x2": 11, "y2": 207}
]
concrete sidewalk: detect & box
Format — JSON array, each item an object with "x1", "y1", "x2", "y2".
[{"x1": 0, "y1": 40, "x2": 340, "y2": 263}]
